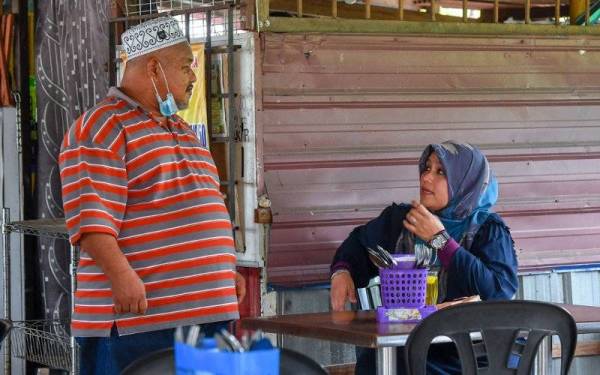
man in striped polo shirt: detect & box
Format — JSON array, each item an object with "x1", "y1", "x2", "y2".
[{"x1": 59, "y1": 17, "x2": 246, "y2": 374}]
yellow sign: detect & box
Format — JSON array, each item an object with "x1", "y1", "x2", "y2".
[{"x1": 178, "y1": 44, "x2": 208, "y2": 147}]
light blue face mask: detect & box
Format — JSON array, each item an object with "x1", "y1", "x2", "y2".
[{"x1": 150, "y1": 62, "x2": 179, "y2": 117}]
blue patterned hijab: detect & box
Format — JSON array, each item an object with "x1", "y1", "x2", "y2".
[{"x1": 418, "y1": 141, "x2": 498, "y2": 249}]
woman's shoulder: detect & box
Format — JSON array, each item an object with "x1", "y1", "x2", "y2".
[
  {"x1": 383, "y1": 202, "x2": 411, "y2": 217},
  {"x1": 477, "y1": 212, "x2": 512, "y2": 240},
  {"x1": 483, "y1": 212, "x2": 509, "y2": 228}
]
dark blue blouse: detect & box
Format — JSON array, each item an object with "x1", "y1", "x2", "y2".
[{"x1": 331, "y1": 203, "x2": 519, "y2": 302}]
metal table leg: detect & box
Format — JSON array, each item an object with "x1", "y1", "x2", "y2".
[
  {"x1": 377, "y1": 346, "x2": 397, "y2": 375},
  {"x1": 536, "y1": 335, "x2": 553, "y2": 375}
]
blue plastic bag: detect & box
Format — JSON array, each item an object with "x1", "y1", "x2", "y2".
[{"x1": 175, "y1": 342, "x2": 280, "y2": 375}]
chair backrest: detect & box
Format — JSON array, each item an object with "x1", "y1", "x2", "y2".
[
  {"x1": 280, "y1": 347, "x2": 328, "y2": 375},
  {"x1": 404, "y1": 300, "x2": 577, "y2": 375},
  {"x1": 120, "y1": 348, "x2": 174, "y2": 375},
  {"x1": 120, "y1": 346, "x2": 327, "y2": 375},
  {"x1": 0, "y1": 319, "x2": 11, "y2": 350}
]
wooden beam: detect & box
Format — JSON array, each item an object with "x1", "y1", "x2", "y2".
[
  {"x1": 257, "y1": 0, "x2": 270, "y2": 29},
  {"x1": 325, "y1": 363, "x2": 355, "y2": 375},
  {"x1": 265, "y1": 16, "x2": 600, "y2": 35},
  {"x1": 494, "y1": 0, "x2": 499, "y2": 22},
  {"x1": 270, "y1": 0, "x2": 465, "y2": 21},
  {"x1": 398, "y1": 0, "x2": 404, "y2": 20},
  {"x1": 240, "y1": 0, "x2": 257, "y2": 30},
  {"x1": 569, "y1": 0, "x2": 586, "y2": 24},
  {"x1": 481, "y1": 5, "x2": 569, "y2": 23},
  {"x1": 553, "y1": 341, "x2": 600, "y2": 359},
  {"x1": 585, "y1": 0, "x2": 590, "y2": 25}
]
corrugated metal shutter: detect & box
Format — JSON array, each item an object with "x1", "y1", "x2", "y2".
[{"x1": 258, "y1": 33, "x2": 600, "y2": 286}]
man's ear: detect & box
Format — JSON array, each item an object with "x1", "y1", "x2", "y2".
[{"x1": 146, "y1": 57, "x2": 160, "y2": 81}]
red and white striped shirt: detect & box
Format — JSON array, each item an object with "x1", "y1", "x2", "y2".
[{"x1": 59, "y1": 87, "x2": 239, "y2": 337}]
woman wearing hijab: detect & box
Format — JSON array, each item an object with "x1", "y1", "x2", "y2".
[{"x1": 330, "y1": 141, "x2": 519, "y2": 375}]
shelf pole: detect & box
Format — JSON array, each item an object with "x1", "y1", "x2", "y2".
[{"x1": 2, "y1": 207, "x2": 11, "y2": 375}]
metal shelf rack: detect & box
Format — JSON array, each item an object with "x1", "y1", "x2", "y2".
[{"x1": 2, "y1": 213, "x2": 78, "y2": 374}]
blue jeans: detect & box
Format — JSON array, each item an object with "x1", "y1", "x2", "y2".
[
  {"x1": 76, "y1": 321, "x2": 229, "y2": 375},
  {"x1": 354, "y1": 343, "x2": 462, "y2": 375}
]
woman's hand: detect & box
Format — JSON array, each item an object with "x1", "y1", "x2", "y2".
[
  {"x1": 330, "y1": 271, "x2": 357, "y2": 311},
  {"x1": 403, "y1": 200, "x2": 445, "y2": 242}
]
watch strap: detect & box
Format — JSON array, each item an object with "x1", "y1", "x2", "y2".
[{"x1": 428, "y1": 230, "x2": 450, "y2": 250}]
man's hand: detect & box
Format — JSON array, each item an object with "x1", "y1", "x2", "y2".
[
  {"x1": 80, "y1": 233, "x2": 147, "y2": 315},
  {"x1": 330, "y1": 271, "x2": 357, "y2": 311},
  {"x1": 109, "y1": 267, "x2": 147, "y2": 315},
  {"x1": 403, "y1": 200, "x2": 445, "y2": 242},
  {"x1": 235, "y1": 271, "x2": 246, "y2": 304}
]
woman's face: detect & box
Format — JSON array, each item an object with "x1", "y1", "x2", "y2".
[{"x1": 419, "y1": 153, "x2": 449, "y2": 212}]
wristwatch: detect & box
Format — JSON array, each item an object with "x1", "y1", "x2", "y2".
[{"x1": 428, "y1": 230, "x2": 450, "y2": 251}]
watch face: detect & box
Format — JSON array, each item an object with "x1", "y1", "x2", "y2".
[{"x1": 431, "y1": 233, "x2": 448, "y2": 250}]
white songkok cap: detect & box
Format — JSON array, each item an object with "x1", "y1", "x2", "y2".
[{"x1": 121, "y1": 16, "x2": 187, "y2": 60}]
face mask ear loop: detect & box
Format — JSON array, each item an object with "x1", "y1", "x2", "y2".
[
  {"x1": 150, "y1": 75, "x2": 162, "y2": 100},
  {"x1": 158, "y1": 62, "x2": 172, "y2": 93}
]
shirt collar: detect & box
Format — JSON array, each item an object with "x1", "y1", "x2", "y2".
[
  {"x1": 107, "y1": 86, "x2": 171, "y2": 126},
  {"x1": 107, "y1": 87, "x2": 144, "y2": 109}
]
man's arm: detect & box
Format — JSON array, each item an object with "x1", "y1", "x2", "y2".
[{"x1": 80, "y1": 233, "x2": 147, "y2": 315}]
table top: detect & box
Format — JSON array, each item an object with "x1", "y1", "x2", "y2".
[{"x1": 241, "y1": 304, "x2": 600, "y2": 348}]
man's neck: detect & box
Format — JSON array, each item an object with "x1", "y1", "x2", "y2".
[{"x1": 119, "y1": 84, "x2": 162, "y2": 117}]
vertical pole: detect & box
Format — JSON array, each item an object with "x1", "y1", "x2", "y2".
[
  {"x1": 585, "y1": 0, "x2": 590, "y2": 25},
  {"x1": 376, "y1": 347, "x2": 397, "y2": 375},
  {"x1": 297, "y1": 0, "x2": 303, "y2": 17},
  {"x1": 205, "y1": 11, "x2": 213, "y2": 142},
  {"x1": 463, "y1": 0, "x2": 468, "y2": 22},
  {"x1": 332, "y1": 0, "x2": 337, "y2": 18},
  {"x1": 257, "y1": 0, "x2": 270, "y2": 30},
  {"x1": 70, "y1": 244, "x2": 78, "y2": 374},
  {"x1": 525, "y1": 0, "x2": 531, "y2": 24},
  {"x1": 3, "y1": 208, "x2": 11, "y2": 375},
  {"x1": 570, "y1": 0, "x2": 586, "y2": 24},
  {"x1": 227, "y1": 5, "x2": 237, "y2": 227},
  {"x1": 185, "y1": 12, "x2": 190, "y2": 41},
  {"x1": 398, "y1": 0, "x2": 404, "y2": 20},
  {"x1": 366, "y1": 0, "x2": 371, "y2": 19},
  {"x1": 108, "y1": 23, "x2": 116, "y2": 86},
  {"x1": 494, "y1": 0, "x2": 499, "y2": 23},
  {"x1": 555, "y1": 0, "x2": 560, "y2": 24}
]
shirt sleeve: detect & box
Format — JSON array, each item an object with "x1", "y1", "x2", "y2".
[
  {"x1": 59, "y1": 129, "x2": 127, "y2": 246},
  {"x1": 330, "y1": 204, "x2": 406, "y2": 288},
  {"x1": 445, "y1": 219, "x2": 519, "y2": 301}
]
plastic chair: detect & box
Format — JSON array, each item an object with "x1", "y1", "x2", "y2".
[
  {"x1": 0, "y1": 319, "x2": 11, "y2": 350},
  {"x1": 280, "y1": 347, "x2": 328, "y2": 375},
  {"x1": 120, "y1": 348, "x2": 174, "y2": 375},
  {"x1": 120, "y1": 346, "x2": 327, "y2": 375},
  {"x1": 404, "y1": 300, "x2": 577, "y2": 375}
]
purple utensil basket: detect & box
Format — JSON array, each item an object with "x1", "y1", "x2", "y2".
[
  {"x1": 376, "y1": 255, "x2": 436, "y2": 323},
  {"x1": 379, "y1": 261, "x2": 427, "y2": 308}
]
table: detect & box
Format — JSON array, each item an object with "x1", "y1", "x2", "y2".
[{"x1": 241, "y1": 304, "x2": 600, "y2": 375}]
